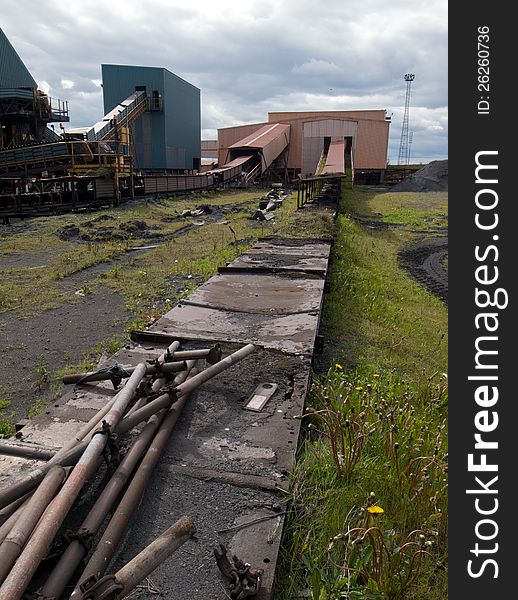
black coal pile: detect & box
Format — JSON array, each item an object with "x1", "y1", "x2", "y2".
[{"x1": 391, "y1": 160, "x2": 448, "y2": 192}]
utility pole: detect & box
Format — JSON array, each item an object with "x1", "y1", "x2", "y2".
[{"x1": 397, "y1": 73, "x2": 415, "y2": 165}]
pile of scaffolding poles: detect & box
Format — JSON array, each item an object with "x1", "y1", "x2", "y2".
[{"x1": 0, "y1": 341, "x2": 255, "y2": 600}]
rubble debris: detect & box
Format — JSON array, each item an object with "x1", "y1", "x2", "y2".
[
  {"x1": 250, "y1": 188, "x2": 289, "y2": 220},
  {"x1": 251, "y1": 209, "x2": 274, "y2": 221},
  {"x1": 181, "y1": 205, "x2": 213, "y2": 218}
]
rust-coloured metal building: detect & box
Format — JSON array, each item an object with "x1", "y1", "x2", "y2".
[
  {"x1": 201, "y1": 140, "x2": 218, "y2": 159},
  {"x1": 217, "y1": 109, "x2": 390, "y2": 183}
]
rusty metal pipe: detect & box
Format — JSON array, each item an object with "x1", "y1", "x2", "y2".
[
  {"x1": 0, "y1": 442, "x2": 55, "y2": 461},
  {"x1": 0, "y1": 363, "x2": 147, "y2": 600},
  {"x1": 56, "y1": 339, "x2": 179, "y2": 457},
  {"x1": 0, "y1": 344, "x2": 253, "y2": 511},
  {"x1": 0, "y1": 394, "x2": 170, "y2": 511},
  {"x1": 158, "y1": 339, "x2": 181, "y2": 364},
  {"x1": 173, "y1": 343, "x2": 255, "y2": 398},
  {"x1": 0, "y1": 507, "x2": 24, "y2": 546},
  {"x1": 170, "y1": 344, "x2": 222, "y2": 364},
  {"x1": 115, "y1": 352, "x2": 192, "y2": 428},
  {"x1": 62, "y1": 338, "x2": 179, "y2": 437},
  {"x1": 0, "y1": 344, "x2": 183, "y2": 511},
  {"x1": 117, "y1": 345, "x2": 255, "y2": 428},
  {"x1": 49, "y1": 397, "x2": 119, "y2": 465},
  {"x1": 78, "y1": 517, "x2": 196, "y2": 599},
  {"x1": 0, "y1": 466, "x2": 66, "y2": 586},
  {"x1": 0, "y1": 395, "x2": 172, "y2": 512},
  {"x1": 103, "y1": 340, "x2": 181, "y2": 421},
  {"x1": 114, "y1": 516, "x2": 195, "y2": 596},
  {"x1": 119, "y1": 392, "x2": 172, "y2": 430},
  {"x1": 62, "y1": 360, "x2": 187, "y2": 385},
  {"x1": 39, "y1": 363, "x2": 195, "y2": 600},
  {"x1": 0, "y1": 493, "x2": 31, "y2": 527},
  {"x1": 0, "y1": 456, "x2": 80, "y2": 512},
  {"x1": 40, "y1": 414, "x2": 166, "y2": 599},
  {"x1": 72, "y1": 386, "x2": 194, "y2": 594}
]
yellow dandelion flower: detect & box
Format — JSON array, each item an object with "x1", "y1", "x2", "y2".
[
  {"x1": 367, "y1": 505, "x2": 384, "y2": 515},
  {"x1": 355, "y1": 386, "x2": 363, "y2": 391},
  {"x1": 335, "y1": 364, "x2": 343, "y2": 370},
  {"x1": 373, "y1": 373, "x2": 380, "y2": 378}
]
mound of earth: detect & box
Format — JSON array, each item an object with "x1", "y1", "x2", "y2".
[
  {"x1": 58, "y1": 220, "x2": 161, "y2": 242},
  {"x1": 392, "y1": 160, "x2": 448, "y2": 192}
]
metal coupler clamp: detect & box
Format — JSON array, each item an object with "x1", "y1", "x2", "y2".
[{"x1": 78, "y1": 574, "x2": 123, "y2": 600}]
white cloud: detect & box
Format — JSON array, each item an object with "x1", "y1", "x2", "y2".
[
  {"x1": 2, "y1": 0, "x2": 447, "y2": 161},
  {"x1": 292, "y1": 60, "x2": 342, "y2": 76},
  {"x1": 39, "y1": 80, "x2": 51, "y2": 95}
]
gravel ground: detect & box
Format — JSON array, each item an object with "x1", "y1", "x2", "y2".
[{"x1": 0, "y1": 287, "x2": 131, "y2": 422}]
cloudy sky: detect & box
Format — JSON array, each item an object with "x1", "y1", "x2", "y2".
[{"x1": 3, "y1": 0, "x2": 447, "y2": 164}]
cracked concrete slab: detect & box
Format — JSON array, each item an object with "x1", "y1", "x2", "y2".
[
  {"x1": 226, "y1": 239, "x2": 331, "y2": 274},
  {"x1": 147, "y1": 304, "x2": 321, "y2": 355},
  {"x1": 181, "y1": 271, "x2": 325, "y2": 314}
]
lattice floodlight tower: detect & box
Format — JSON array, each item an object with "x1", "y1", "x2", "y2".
[
  {"x1": 408, "y1": 131, "x2": 414, "y2": 165},
  {"x1": 397, "y1": 73, "x2": 415, "y2": 165}
]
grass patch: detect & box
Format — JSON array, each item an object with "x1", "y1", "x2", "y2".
[
  {"x1": 349, "y1": 188, "x2": 448, "y2": 233},
  {"x1": 0, "y1": 396, "x2": 16, "y2": 438},
  {"x1": 26, "y1": 380, "x2": 64, "y2": 421},
  {"x1": 0, "y1": 187, "x2": 331, "y2": 319},
  {"x1": 277, "y1": 183, "x2": 448, "y2": 599},
  {"x1": 324, "y1": 187, "x2": 447, "y2": 375},
  {"x1": 56, "y1": 334, "x2": 128, "y2": 378}
]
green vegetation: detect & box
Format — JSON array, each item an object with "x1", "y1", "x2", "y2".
[
  {"x1": 0, "y1": 187, "x2": 332, "y2": 324},
  {"x1": 324, "y1": 187, "x2": 447, "y2": 375},
  {"x1": 56, "y1": 334, "x2": 128, "y2": 378},
  {"x1": 0, "y1": 396, "x2": 15, "y2": 437},
  {"x1": 277, "y1": 184, "x2": 448, "y2": 599},
  {"x1": 0, "y1": 190, "x2": 261, "y2": 316}
]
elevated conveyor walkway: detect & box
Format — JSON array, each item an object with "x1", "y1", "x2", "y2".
[
  {"x1": 320, "y1": 137, "x2": 346, "y2": 176},
  {"x1": 227, "y1": 122, "x2": 290, "y2": 176},
  {"x1": 0, "y1": 91, "x2": 148, "y2": 176}
]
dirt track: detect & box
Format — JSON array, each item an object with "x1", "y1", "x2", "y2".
[{"x1": 398, "y1": 236, "x2": 448, "y2": 303}]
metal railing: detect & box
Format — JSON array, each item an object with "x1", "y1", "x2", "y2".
[
  {"x1": 36, "y1": 93, "x2": 69, "y2": 122},
  {"x1": 87, "y1": 91, "x2": 147, "y2": 142},
  {"x1": 0, "y1": 139, "x2": 132, "y2": 175}
]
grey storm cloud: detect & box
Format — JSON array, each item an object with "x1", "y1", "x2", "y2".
[{"x1": 2, "y1": 0, "x2": 447, "y2": 163}]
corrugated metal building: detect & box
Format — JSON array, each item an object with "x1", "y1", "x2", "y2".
[
  {"x1": 101, "y1": 64, "x2": 200, "y2": 172},
  {"x1": 218, "y1": 109, "x2": 390, "y2": 182},
  {"x1": 218, "y1": 122, "x2": 267, "y2": 164}
]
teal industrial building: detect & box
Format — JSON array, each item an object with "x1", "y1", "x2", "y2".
[{"x1": 101, "y1": 64, "x2": 201, "y2": 173}]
